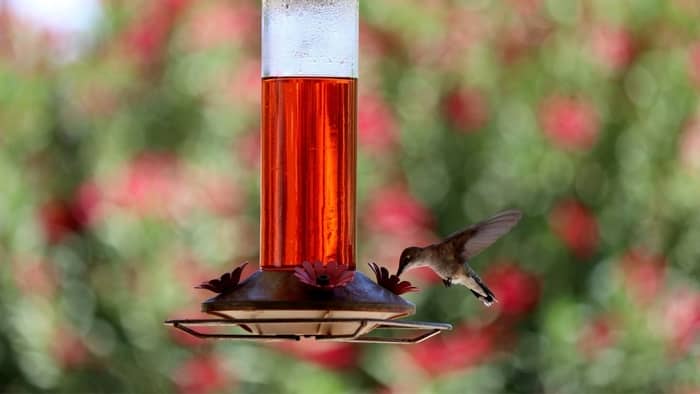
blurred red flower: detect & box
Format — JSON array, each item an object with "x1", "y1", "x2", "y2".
[
  {"x1": 358, "y1": 94, "x2": 398, "y2": 154},
  {"x1": 110, "y1": 152, "x2": 183, "y2": 217},
  {"x1": 38, "y1": 196, "x2": 92, "y2": 244},
  {"x1": 484, "y1": 262, "x2": 540, "y2": 318},
  {"x1": 689, "y1": 42, "x2": 700, "y2": 88},
  {"x1": 539, "y1": 95, "x2": 600, "y2": 151},
  {"x1": 442, "y1": 87, "x2": 488, "y2": 133},
  {"x1": 679, "y1": 115, "x2": 700, "y2": 173},
  {"x1": 549, "y1": 199, "x2": 599, "y2": 259},
  {"x1": 620, "y1": 248, "x2": 666, "y2": 305},
  {"x1": 406, "y1": 324, "x2": 498, "y2": 376},
  {"x1": 51, "y1": 325, "x2": 90, "y2": 370},
  {"x1": 660, "y1": 288, "x2": 700, "y2": 355},
  {"x1": 273, "y1": 341, "x2": 358, "y2": 370},
  {"x1": 577, "y1": 315, "x2": 617, "y2": 359},
  {"x1": 174, "y1": 354, "x2": 231, "y2": 394},
  {"x1": 364, "y1": 185, "x2": 432, "y2": 236},
  {"x1": 590, "y1": 26, "x2": 637, "y2": 71},
  {"x1": 123, "y1": 0, "x2": 191, "y2": 69}
]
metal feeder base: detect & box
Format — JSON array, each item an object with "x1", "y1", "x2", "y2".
[
  {"x1": 165, "y1": 270, "x2": 452, "y2": 343},
  {"x1": 165, "y1": 317, "x2": 452, "y2": 344}
]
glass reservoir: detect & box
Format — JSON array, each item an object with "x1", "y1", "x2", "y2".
[{"x1": 260, "y1": 0, "x2": 358, "y2": 270}]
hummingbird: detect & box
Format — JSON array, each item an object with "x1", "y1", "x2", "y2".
[{"x1": 396, "y1": 209, "x2": 522, "y2": 306}]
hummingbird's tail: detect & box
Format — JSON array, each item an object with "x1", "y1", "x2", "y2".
[{"x1": 464, "y1": 266, "x2": 497, "y2": 307}]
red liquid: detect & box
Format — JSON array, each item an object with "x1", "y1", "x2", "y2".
[{"x1": 261, "y1": 77, "x2": 357, "y2": 270}]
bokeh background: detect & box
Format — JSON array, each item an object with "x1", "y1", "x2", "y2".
[{"x1": 1, "y1": 0, "x2": 700, "y2": 393}]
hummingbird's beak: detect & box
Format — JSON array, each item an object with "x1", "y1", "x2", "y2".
[{"x1": 396, "y1": 264, "x2": 404, "y2": 277}]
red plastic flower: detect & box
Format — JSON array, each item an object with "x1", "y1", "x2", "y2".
[
  {"x1": 368, "y1": 262, "x2": 418, "y2": 295},
  {"x1": 293, "y1": 261, "x2": 354, "y2": 290},
  {"x1": 195, "y1": 263, "x2": 248, "y2": 294}
]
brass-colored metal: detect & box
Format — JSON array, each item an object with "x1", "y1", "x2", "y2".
[{"x1": 164, "y1": 317, "x2": 452, "y2": 344}]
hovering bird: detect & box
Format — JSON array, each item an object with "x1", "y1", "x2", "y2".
[{"x1": 396, "y1": 209, "x2": 522, "y2": 306}]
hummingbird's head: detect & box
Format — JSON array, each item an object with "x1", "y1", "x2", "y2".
[{"x1": 397, "y1": 246, "x2": 422, "y2": 277}]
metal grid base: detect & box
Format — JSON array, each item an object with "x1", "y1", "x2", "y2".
[{"x1": 165, "y1": 317, "x2": 452, "y2": 344}]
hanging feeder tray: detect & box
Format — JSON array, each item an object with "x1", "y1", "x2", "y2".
[{"x1": 165, "y1": 270, "x2": 452, "y2": 342}]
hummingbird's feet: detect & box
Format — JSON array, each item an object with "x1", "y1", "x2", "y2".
[{"x1": 442, "y1": 278, "x2": 452, "y2": 287}]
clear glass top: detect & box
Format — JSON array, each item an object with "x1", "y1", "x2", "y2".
[{"x1": 261, "y1": 0, "x2": 359, "y2": 78}]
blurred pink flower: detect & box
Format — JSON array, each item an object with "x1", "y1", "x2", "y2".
[
  {"x1": 224, "y1": 60, "x2": 261, "y2": 108},
  {"x1": 192, "y1": 170, "x2": 242, "y2": 216},
  {"x1": 187, "y1": 2, "x2": 258, "y2": 50},
  {"x1": 689, "y1": 42, "x2": 700, "y2": 88},
  {"x1": 620, "y1": 248, "x2": 666, "y2": 305},
  {"x1": 358, "y1": 94, "x2": 398, "y2": 154},
  {"x1": 123, "y1": 0, "x2": 191, "y2": 70},
  {"x1": 660, "y1": 288, "x2": 700, "y2": 356},
  {"x1": 577, "y1": 315, "x2": 617, "y2": 359},
  {"x1": 235, "y1": 129, "x2": 261, "y2": 169},
  {"x1": 549, "y1": 199, "x2": 599, "y2": 259},
  {"x1": 406, "y1": 324, "x2": 499, "y2": 376},
  {"x1": 364, "y1": 185, "x2": 432, "y2": 236},
  {"x1": 12, "y1": 258, "x2": 56, "y2": 297},
  {"x1": 679, "y1": 115, "x2": 700, "y2": 173},
  {"x1": 590, "y1": 26, "x2": 637, "y2": 71},
  {"x1": 51, "y1": 325, "x2": 90, "y2": 369},
  {"x1": 484, "y1": 262, "x2": 540, "y2": 318},
  {"x1": 442, "y1": 87, "x2": 488, "y2": 133},
  {"x1": 273, "y1": 341, "x2": 358, "y2": 370},
  {"x1": 174, "y1": 354, "x2": 232, "y2": 394},
  {"x1": 506, "y1": 0, "x2": 543, "y2": 15},
  {"x1": 110, "y1": 152, "x2": 183, "y2": 217},
  {"x1": 539, "y1": 95, "x2": 600, "y2": 151}
]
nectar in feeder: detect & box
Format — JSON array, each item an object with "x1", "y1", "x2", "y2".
[{"x1": 260, "y1": 0, "x2": 359, "y2": 270}]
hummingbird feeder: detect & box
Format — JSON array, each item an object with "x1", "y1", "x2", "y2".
[{"x1": 165, "y1": 0, "x2": 451, "y2": 343}]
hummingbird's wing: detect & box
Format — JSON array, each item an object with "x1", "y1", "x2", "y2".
[{"x1": 446, "y1": 209, "x2": 522, "y2": 260}]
